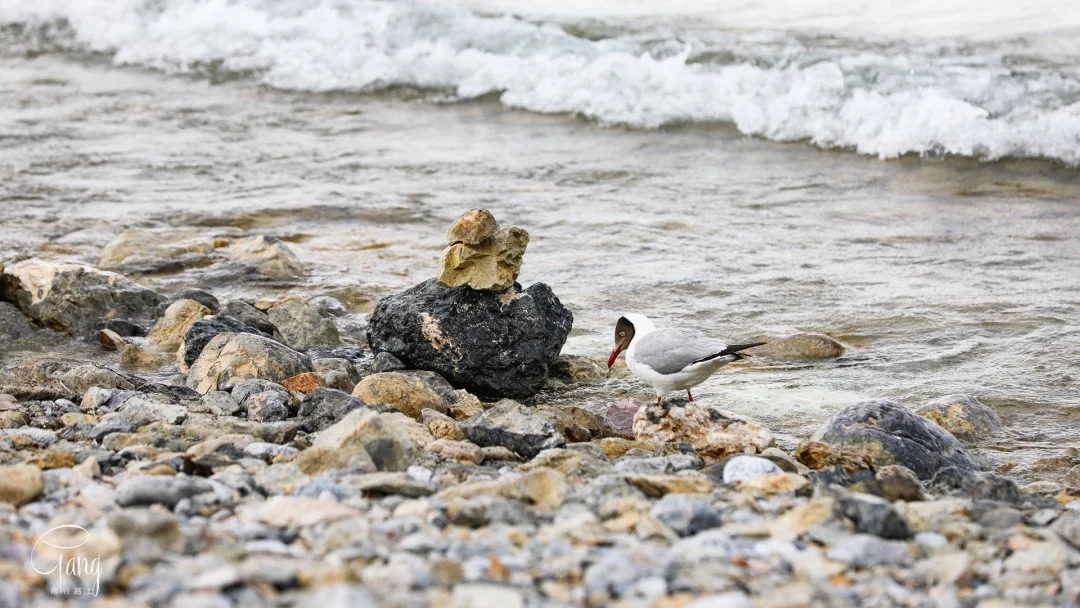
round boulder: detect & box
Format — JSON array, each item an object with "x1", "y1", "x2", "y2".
[
  {"x1": 186, "y1": 333, "x2": 312, "y2": 394},
  {"x1": 812, "y1": 399, "x2": 978, "y2": 480},
  {"x1": 366, "y1": 278, "x2": 572, "y2": 400}
]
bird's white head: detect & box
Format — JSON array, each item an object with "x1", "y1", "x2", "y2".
[{"x1": 608, "y1": 313, "x2": 656, "y2": 368}]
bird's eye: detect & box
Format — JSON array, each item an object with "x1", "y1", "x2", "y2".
[{"x1": 619, "y1": 331, "x2": 625, "y2": 337}]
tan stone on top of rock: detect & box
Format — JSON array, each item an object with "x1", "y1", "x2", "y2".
[
  {"x1": 447, "y1": 209, "x2": 499, "y2": 245},
  {"x1": 149, "y1": 299, "x2": 212, "y2": 353},
  {"x1": 632, "y1": 401, "x2": 774, "y2": 463},
  {"x1": 0, "y1": 463, "x2": 44, "y2": 506},
  {"x1": 438, "y1": 210, "x2": 529, "y2": 292},
  {"x1": 915, "y1": 394, "x2": 1003, "y2": 443}
]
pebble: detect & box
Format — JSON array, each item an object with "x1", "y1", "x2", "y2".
[
  {"x1": 722, "y1": 455, "x2": 784, "y2": 483},
  {"x1": 115, "y1": 475, "x2": 214, "y2": 508},
  {"x1": 650, "y1": 494, "x2": 723, "y2": 536},
  {"x1": 827, "y1": 534, "x2": 911, "y2": 568}
]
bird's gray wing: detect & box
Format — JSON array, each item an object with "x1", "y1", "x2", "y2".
[{"x1": 634, "y1": 329, "x2": 730, "y2": 375}]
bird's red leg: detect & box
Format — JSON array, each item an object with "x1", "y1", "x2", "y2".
[
  {"x1": 657, "y1": 396, "x2": 662, "y2": 404},
  {"x1": 687, "y1": 389, "x2": 694, "y2": 402}
]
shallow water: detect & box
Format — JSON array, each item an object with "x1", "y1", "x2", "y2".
[{"x1": 2, "y1": 48, "x2": 1079, "y2": 479}]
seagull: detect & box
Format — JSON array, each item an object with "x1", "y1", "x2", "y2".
[{"x1": 607, "y1": 313, "x2": 765, "y2": 403}]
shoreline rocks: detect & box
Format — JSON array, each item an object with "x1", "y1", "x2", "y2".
[{"x1": 186, "y1": 333, "x2": 313, "y2": 393}]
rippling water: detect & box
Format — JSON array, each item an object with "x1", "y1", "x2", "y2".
[{"x1": 2, "y1": 0, "x2": 1080, "y2": 479}]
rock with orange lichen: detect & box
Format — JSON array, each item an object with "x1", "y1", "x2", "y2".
[{"x1": 631, "y1": 398, "x2": 773, "y2": 463}]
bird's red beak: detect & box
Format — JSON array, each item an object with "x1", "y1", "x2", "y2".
[{"x1": 608, "y1": 346, "x2": 622, "y2": 368}]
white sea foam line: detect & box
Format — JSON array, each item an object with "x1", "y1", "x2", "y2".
[{"x1": 1, "y1": 0, "x2": 1079, "y2": 164}]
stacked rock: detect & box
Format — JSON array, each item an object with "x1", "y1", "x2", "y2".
[
  {"x1": 438, "y1": 209, "x2": 529, "y2": 291},
  {"x1": 368, "y1": 209, "x2": 572, "y2": 400}
]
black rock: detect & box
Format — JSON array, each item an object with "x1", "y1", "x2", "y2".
[
  {"x1": 812, "y1": 399, "x2": 978, "y2": 480},
  {"x1": 179, "y1": 315, "x2": 273, "y2": 368},
  {"x1": 95, "y1": 318, "x2": 147, "y2": 338},
  {"x1": 221, "y1": 300, "x2": 277, "y2": 335},
  {"x1": 366, "y1": 279, "x2": 573, "y2": 400},
  {"x1": 297, "y1": 388, "x2": 387, "y2": 432},
  {"x1": 836, "y1": 493, "x2": 912, "y2": 540},
  {"x1": 178, "y1": 289, "x2": 221, "y2": 313},
  {"x1": 373, "y1": 352, "x2": 407, "y2": 373},
  {"x1": 459, "y1": 400, "x2": 566, "y2": 459}
]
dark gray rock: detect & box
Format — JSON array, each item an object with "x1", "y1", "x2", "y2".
[
  {"x1": 836, "y1": 493, "x2": 912, "y2": 540},
  {"x1": 373, "y1": 352, "x2": 407, "y2": 373},
  {"x1": 968, "y1": 473, "x2": 1023, "y2": 505},
  {"x1": 366, "y1": 278, "x2": 572, "y2": 400},
  {"x1": 222, "y1": 300, "x2": 277, "y2": 334},
  {"x1": 915, "y1": 394, "x2": 1003, "y2": 442},
  {"x1": 297, "y1": 388, "x2": 384, "y2": 432},
  {"x1": 267, "y1": 300, "x2": 341, "y2": 351},
  {"x1": 459, "y1": 400, "x2": 566, "y2": 459},
  {"x1": 826, "y1": 534, "x2": 910, "y2": 568},
  {"x1": 94, "y1": 318, "x2": 147, "y2": 337},
  {"x1": 0, "y1": 302, "x2": 35, "y2": 348},
  {"x1": 115, "y1": 475, "x2": 213, "y2": 508},
  {"x1": 232, "y1": 380, "x2": 293, "y2": 423},
  {"x1": 89, "y1": 419, "x2": 141, "y2": 441},
  {"x1": 179, "y1": 315, "x2": 273, "y2": 369},
  {"x1": 311, "y1": 358, "x2": 360, "y2": 392},
  {"x1": 650, "y1": 494, "x2": 723, "y2": 536},
  {"x1": 2, "y1": 261, "x2": 165, "y2": 338},
  {"x1": 199, "y1": 391, "x2": 243, "y2": 416},
  {"x1": 812, "y1": 399, "x2": 978, "y2": 480},
  {"x1": 177, "y1": 288, "x2": 220, "y2": 314}
]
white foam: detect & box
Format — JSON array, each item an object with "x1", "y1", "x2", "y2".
[{"x1": 3, "y1": 0, "x2": 1080, "y2": 164}]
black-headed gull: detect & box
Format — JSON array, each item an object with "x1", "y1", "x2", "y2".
[{"x1": 607, "y1": 313, "x2": 765, "y2": 403}]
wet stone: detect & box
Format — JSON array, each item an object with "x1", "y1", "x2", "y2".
[
  {"x1": 267, "y1": 299, "x2": 341, "y2": 351},
  {"x1": 916, "y1": 394, "x2": 1003, "y2": 442}
]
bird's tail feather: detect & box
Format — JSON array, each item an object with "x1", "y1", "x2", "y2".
[{"x1": 693, "y1": 342, "x2": 767, "y2": 364}]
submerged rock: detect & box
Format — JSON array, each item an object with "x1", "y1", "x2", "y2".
[
  {"x1": 98, "y1": 228, "x2": 216, "y2": 272},
  {"x1": 915, "y1": 394, "x2": 1003, "y2": 442},
  {"x1": 751, "y1": 333, "x2": 845, "y2": 358},
  {"x1": 229, "y1": 235, "x2": 304, "y2": 279},
  {"x1": 813, "y1": 399, "x2": 978, "y2": 480},
  {"x1": 632, "y1": 399, "x2": 773, "y2": 463},
  {"x1": 267, "y1": 299, "x2": 340, "y2": 351},
  {"x1": 367, "y1": 278, "x2": 572, "y2": 400},
  {"x1": 459, "y1": 400, "x2": 567, "y2": 459},
  {"x1": 186, "y1": 333, "x2": 312, "y2": 394},
  {"x1": 2, "y1": 260, "x2": 164, "y2": 337}
]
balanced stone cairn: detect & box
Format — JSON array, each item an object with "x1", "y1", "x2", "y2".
[
  {"x1": 368, "y1": 209, "x2": 572, "y2": 400},
  {"x1": 438, "y1": 209, "x2": 529, "y2": 291}
]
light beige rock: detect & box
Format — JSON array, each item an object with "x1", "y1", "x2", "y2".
[
  {"x1": 440, "y1": 467, "x2": 569, "y2": 510},
  {"x1": 352, "y1": 371, "x2": 454, "y2": 419},
  {"x1": 0, "y1": 464, "x2": 44, "y2": 506},
  {"x1": 230, "y1": 235, "x2": 304, "y2": 279},
  {"x1": 148, "y1": 299, "x2": 212, "y2": 352},
  {"x1": 251, "y1": 496, "x2": 359, "y2": 527},
  {"x1": 447, "y1": 208, "x2": 499, "y2": 245},
  {"x1": 915, "y1": 394, "x2": 1003, "y2": 442},
  {"x1": 438, "y1": 209, "x2": 529, "y2": 292},
  {"x1": 623, "y1": 473, "x2": 715, "y2": 498},
  {"x1": 294, "y1": 445, "x2": 377, "y2": 475},
  {"x1": 422, "y1": 408, "x2": 465, "y2": 441},
  {"x1": 120, "y1": 343, "x2": 170, "y2": 370},
  {"x1": 98, "y1": 328, "x2": 127, "y2": 351},
  {"x1": 632, "y1": 401, "x2": 773, "y2": 463},
  {"x1": 426, "y1": 439, "x2": 485, "y2": 464},
  {"x1": 98, "y1": 228, "x2": 216, "y2": 269},
  {"x1": 770, "y1": 498, "x2": 837, "y2": 540},
  {"x1": 186, "y1": 333, "x2": 312, "y2": 394}
]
